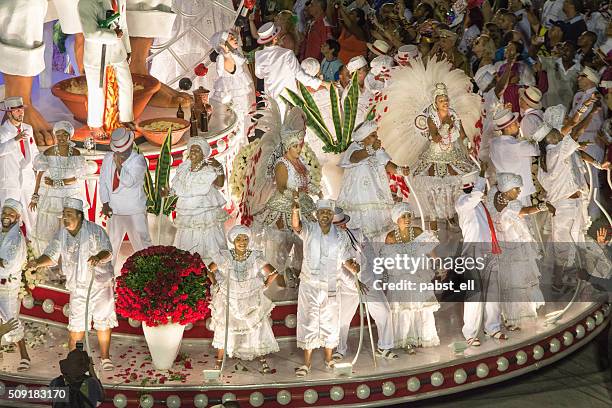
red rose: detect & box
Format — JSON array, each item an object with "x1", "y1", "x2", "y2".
[{"x1": 194, "y1": 63, "x2": 208, "y2": 77}]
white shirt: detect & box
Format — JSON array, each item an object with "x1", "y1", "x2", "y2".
[
  {"x1": 456, "y1": 178, "x2": 491, "y2": 243},
  {"x1": 490, "y1": 135, "x2": 539, "y2": 200},
  {"x1": 0, "y1": 224, "x2": 26, "y2": 291},
  {"x1": 79, "y1": 0, "x2": 131, "y2": 68},
  {"x1": 0, "y1": 120, "x2": 38, "y2": 191},
  {"x1": 519, "y1": 108, "x2": 544, "y2": 141},
  {"x1": 255, "y1": 45, "x2": 322, "y2": 100},
  {"x1": 538, "y1": 135, "x2": 587, "y2": 203},
  {"x1": 541, "y1": 0, "x2": 566, "y2": 27},
  {"x1": 570, "y1": 87, "x2": 606, "y2": 142},
  {"x1": 99, "y1": 150, "x2": 148, "y2": 215}
]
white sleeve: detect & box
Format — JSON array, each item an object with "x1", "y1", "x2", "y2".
[
  {"x1": 517, "y1": 140, "x2": 540, "y2": 157},
  {"x1": 290, "y1": 52, "x2": 322, "y2": 89},
  {"x1": 99, "y1": 155, "x2": 112, "y2": 204},
  {"x1": 455, "y1": 191, "x2": 484, "y2": 213},
  {"x1": 78, "y1": 1, "x2": 120, "y2": 45}
]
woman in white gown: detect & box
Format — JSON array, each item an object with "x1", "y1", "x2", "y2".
[
  {"x1": 488, "y1": 173, "x2": 552, "y2": 330},
  {"x1": 165, "y1": 137, "x2": 228, "y2": 263},
  {"x1": 29, "y1": 121, "x2": 86, "y2": 256},
  {"x1": 337, "y1": 121, "x2": 410, "y2": 240},
  {"x1": 207, "y1": 225, "x2": 280, "y2": 373},
  {"x1": 381, "y1": 202, "x2": 441, "y2": 352}
]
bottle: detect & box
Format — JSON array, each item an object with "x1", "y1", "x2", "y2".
[
  {"x1": 199, "y1": 111, "x2": 209, "y2": 132},
  {"x1": 189, "y1": 111, "x2": 198, "y2": 137},
  {"x1": 176, "y1": 102, "x2": 184, "y2": 119}
]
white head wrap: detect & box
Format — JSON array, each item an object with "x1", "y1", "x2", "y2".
[
  {"x1": 474, "y1": 70, "x2": 494, "y2": 91},
  {"x1": 391, "y1": 202, "x2": 413, "y2": 222},
  {"x1": 316, "y1": 199, "x2": 335, "y2": 211},
  {"x1": 497, "y1": 173, "x2": 523, "y2": 193},
  {"x1": 2, "y1": 198, "x2": 23, "y2": 216},
  {"x1": 210, "y1": 30, "x2": 230, "y2": 53},
  {"x1": 63, "y1": 197, "x2": 84, "y2": 212},
  {"x1": 280, "y1": 107, "x2": 307, "y2": 149},
  {"x1": 187, "y1": 137, "x2": 212, "y2": 159},
  {"x1": 347, "y1": 56, "x2": 368, "y2": 74},
  {"x1": 580, "y1": 66, "x2": 601, "y2": 85},
  {"x1": 433, "y1": 83, "x2": 448, "y2": 98},
  {"x1": 301, "y1": 58, "x2": 321, "y2": 77},
  {"x1": 369, "y1": 55, "x2": 394, "y2": 76},
  {"x1": 228, "y1": 225, "x2": 251, "y2": 243},
  {"x1": 532, "y1": 104, "x2": 566, "y2": 142},
  {"x1": 53, "y1": 121, "x2": 75, "y2": 137},
  {"x1": 352, "y1": 121, "x2": 378, "y2": 142}
]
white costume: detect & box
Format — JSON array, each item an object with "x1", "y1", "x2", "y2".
[
  {"x1": 79, "y1": 0, "x2": 134, "y2": 128},
  {"x1": 209, "y1": 249, "x2": 279, "y2": 360},
  {"x1": 99, "y1": 149, "x2": 152, "y2": 269},
  {"x1": 170, "y1": 140, "x2": 228, "y2": 264},
  {"x1": 44, "y1": 219, "x2": 117, "y2": 332},
  {"x1": 51, "y1": 0, "x2": 84, "y2": 34},
  {"x1": 125, "y1": 0, "x2": 176, "y2": 38},
  {"x1": 519, "y1": 108, "x2": 543, "y2": 141},
  {"x1": 297, "y1": 218, "x2": 353, "y2": 350},
  {"x1": 0, "y1": 120, "x2": 38, "y2": 233},
  {"x1": 0, "y1": 221, "x2": 26, "y2": 344},
  {"x1": 31, "y1": 150, "x2": 86, "y2": 256},
  {"x1": 455, "y1": 177, "x2": 502, "y2": 340},
  {"x1": 381, "y1": 229, "x2": 440, "y2": 348}
]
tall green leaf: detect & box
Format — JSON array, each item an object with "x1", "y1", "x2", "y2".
[
  {"x1": 152, "y1": 128, "x2": 174, "y2": 215},
  {"x1": 162, "y1": 195, "x2": 178, "y2": 216},
  {"x1": 329, "y1": 85, "x2": 343, "y2": 143},
  {"x1": 283, "y1": 89, "x2": 306, "y2": 110},
  {"x1": 298, "y1": 82, "x2": 325, "y2": 126},
  {"x1": 342, "y1": 73, "x2": 360, "y2": 149},
  {"x1": 302, "y1": 104, "x2": 334, "y2": 146},
  {"x1": 134, "y1": 144, "x2": 156, "y2": 211}
]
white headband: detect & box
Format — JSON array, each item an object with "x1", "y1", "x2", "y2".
[
  {"x1": 391, "y1": 202, "x2": 413, "y2": 222},
  {"x1": 228, "y1": 225, "x2": 251, "y2": 243},
  {"x1": 53, "y1": 121, "x2": 75, "y2": 137},
  {"x1": 497, "y1": 172, "x2": 523, "y2": 193},
  {"x1": 353, "y1": 121, "x2": 377, "y2": 142}
]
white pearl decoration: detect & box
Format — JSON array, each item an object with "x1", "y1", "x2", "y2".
[
  {"x1": 193, "y1": 394, "x2": 208, "y2": 408},
  {"x1": 356, "y1": 384, "x2": 370, "y2": 399},
  {"x1": 586, "y1": 317, "x2": 595, "y2": 331},
  {"x1": 476, "y1": 363, "x2": 489, "y2": 378},
  {"x1": 407, "y1": 377, "x2": 421, "y2": 392},
  {"x1": 563, "y1": 331, "x2": 574, "y2": 346},
  {"x1": 21, "y1": 295, "x2": 34, "y2": 310},
  {"x1": 166, "y1": 395, "x2": 181, "y2": 408},
  {"x1": 575, "y1": 324, "x2": 585, "y2": 339},
  {"x1": 113, "y1": 394, "x2": 128, "y2": 408},
  {"x1": 249, "y1": 391, "x2": 264, "y2": 407},
  {"x1": 595, "y1": 311, "x2": 604, "y2": 325},
  {"x1": 516, "y1": 351, "x2": 527, "y2": 365},
  {"x1": 277, "y1": 390, "x2": 291, "y2": 405},
  {"x1": 303, "y1": 389, "x2": 318, "y2": 404},
  {"x1": 382, "y1": 381, "x2": 396, "y2": 396},
  {"x1": 497, "y1": 357, "x2": 509, "y2": 372},
  {"x1": 549, "y1": 338, "x2": 561, "y2": 353},
  {"x1": 42, "y1": 298, "x2": 55, "y2": 314},
  {"x1": 284, "y1": 314, "x2": 297, "y2": 329},
  {"x1": 139, "y1": 394, "x2": 154, "y2": 408},
  {"x1": 533, "y1": 345, "x2": 545, "y2": 360},
  {"x1": 454, "y1": 369, "x2": 467, "y2": 384},
  {"x1": 62, "y1": 304, "x2": 70, "y2": 317},
  {"x1": 222, "y1": 393, "x2": 237, "y2": 403},
  {"x1": 128, "y1": 318, "x2": 141, "y2": 328},
  {"x1": 329, "y1": 386, "x2": 344, "y2": 401},
  {"x1": 430, "y1": 372, "x2": 444, "y2": 387}
]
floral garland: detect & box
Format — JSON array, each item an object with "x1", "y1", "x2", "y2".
[
  {"x1": 230, "y1": 139, "x2": 261, "y2": 200},
  {"x1": 301, "y1": 142, "x2": 322, "y2": 190},
  {"x1": 19, "y1": 241, "x2": 46, "y2": 300},
  {"x1": 115, "y1": 246, "x2": 211, "y2": 327}
]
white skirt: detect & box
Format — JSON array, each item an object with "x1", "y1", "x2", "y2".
[
  {"x1": 390, "y1": 303, "x2": 440, "y2": 348},
  {"x1": 173, "y1": 207, "x2": 229, "y2": 263}
]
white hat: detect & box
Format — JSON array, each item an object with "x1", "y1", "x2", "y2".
[
  {"x1": 257, "y1": 22, "x2": 280, "y2": 45},
  {"x1": 367, "y1": 39, "x2": 390, "y2": 56},
  {"x1": 474, "y1": 70, "x2": 494, "y2": 91},
  {"x1": 316, "y1": 199, "x2": 335, "y2": 211},
  {"x1": 579, "y1": 66, "x2": 601, "y2": 85},
  {"x1": 2, "y1": 198, "x2": 23, "y2": 216},
  {"x1": 493, "y1": 108, "x2": 519, "y2": 130},
  {"x1": 518, "y1": 86, "x2": 543, "y2": 109},
  {"x1": 532, "y1": 104, "x2": 567, "y2": 142},
  {"x1": 461, "y1": 170, "x2": 479, "y2": 189},
  {"x1": 110, "y1": 127, "x2": 135, "y2": 152},
  {"x1": 370, "y1": 55, "x2": 394, "y2": 76},
  {"x1": 53, "y1": 121, "x2": 75, "y2": 137},
  {"x1": 301, "y1": 58, "x2": 321, "y2": 77},
  {"x1": 228, "y1": 225, "x2": 251, "y2": 243},
  {"x1": 352, "y1": 120, "x2": 377, "y2": 142},
  {"x1": 347, "y1": 56, "x2": 368, "y2": 74},
  {"x1": 187, "y1": 137, "x2": 212, "y2": 159},
  {"x1": 63, "y1": 197, "x2": 84, "y2": 212},
  {"x1": 332, "y1": 207, "x2": 351, "y2": 224},
  {"x1": 0, "y1": 96, "x2": 26, "y2": 111},
  {"x1": 391, "y1": 202, "x2": 413, "y2": 222},
  {"x1": 497, "y1": 172, "x2": 523, "y2": 193},
  {"x1": 394, "y1": 45, "x2": 421, "y2": 65}
]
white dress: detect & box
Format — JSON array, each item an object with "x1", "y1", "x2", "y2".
[
  {"x1": 337, "y1": 142, "x2": 394, "y2": 240},
  {"x1": 209, "y1": 249, "x2": 279, "y2": 360},
  {"x1": 488, "y1": 189, "x2": 544, "y2": 326},
  {"x1": 31, "y1": 152, "x2": 86, "y2": 256},
  {"x1": 171, "y1": 160, "x2": 229, "y2": 264},
  {"x1": 381, "y1": 230, "x2": 440, "y2": 348}
]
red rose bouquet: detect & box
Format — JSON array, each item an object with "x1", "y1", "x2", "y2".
[{"x1": 115, "y1": 246, "x2": 211, "y2": 327}]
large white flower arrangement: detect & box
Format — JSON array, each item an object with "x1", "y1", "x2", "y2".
[{"x1": 19, "y1": 242, "x2": 46, "y2": 300}]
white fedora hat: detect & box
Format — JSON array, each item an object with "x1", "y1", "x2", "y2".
[
  {"x1": 578, "y1": 66, "x2": 601, "y2": 85},
  {"x1": 110, "y1": 127, "x2": 135, "y2": 152},
  {"x1": 518, "y1": 86, "x2": 543, "y2": 109},
  {"x1": 367, "y1": 39, "x2": 390, "y2": 56},
  {"x1": 0, "y1": 96, "x2": 26, "y2": 112},
  {"x1": 394, "y1": 44, "x2": 420, "y2": 64},
  {"x1": 493, "y1": 108, "x2": 519, "y2": 131},
  {"x1": 257, "y1": 22, "x2": 280, "y2": 45}
]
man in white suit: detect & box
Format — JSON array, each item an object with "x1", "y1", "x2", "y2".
[{"x1": 99, "y1": 128, "x2": 152, "y2": 271}]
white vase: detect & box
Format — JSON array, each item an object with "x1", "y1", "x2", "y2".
[
  {"x1": 142, "y1": 322, "x2": 185, "y2": 370},
  {"x1": 146, "y1": 214, "x2": 176, "y2": 245}
]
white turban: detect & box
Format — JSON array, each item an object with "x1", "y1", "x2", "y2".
[
  {"x1": 53, "y1": 121, "x2": 75, "y2": 137},
  {"x1": 497, "y1": 173, "x2": 523, "y2": 193},
  {"x1": 316, "y1": 199, "x2": 335, "y2": 211},
  {"x1": 301, "y1": 58, "x2": 321, "y2": 77},
  {"x1": 228, "y1": 225, "x2": 251, "y2": 243},
  {"x1": 63, "y1": 197, "x2": 84, "y2": 212},
  {"x1": 2, "y1": 198, "x2": 23, "y2": 216},
  {"x1": 347, "y1": 56, "x2": 367, "y2": 74},
  {"x1": 352, "y1": 121, "x2": 378, "y2": 142},
  {"x1": 532, "y1": 104, "x2": 566, "y2": 142},
  {"x1": 392, "y1": 202, "x2": 413, "y2": 222},
  {"x1": 369, "y1": 55, "x2": 394, "y2": 76},
  {"x1": 187, "y1": 137, "x2": 212, "y2": 159}
]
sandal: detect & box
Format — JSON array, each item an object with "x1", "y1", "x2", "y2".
[
  {"x1": 214, "y1": 359, "x2": 222, "y2": 370},
  {"x1": 17, "y1": 358, "x2": 30, "y2": 372},
  {"x1": 467, "y1": 337, "x2": 481, "y2": 347},
  {"x1": 486, "y1": 331, "x2": 508, "y2": 340},
  {"x1": 332, "y1": 352, "x2": 344, "y2": 362},
  {"x1": 295, "y1": 365, "x2": 311, "y2": 377},
  {"x1": 260, "y1": 359, "x2": 271, "y2": 374},
  {"x1": 376, "y1": 348, "x2": 399, "y2": 360},
  {"x1": 100, "y1": 358, "x2": 114, "y2": 371},
  {"x1": 324, "y1": 360, "x2": 335, "y2": 370},
  {"x1": 506, "y1": 325, "x2": 521, "y2": 331}
]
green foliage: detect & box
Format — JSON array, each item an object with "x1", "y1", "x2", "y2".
[
  {"x1": 52, "y1": 22, "x2": 67, "y2": 54},
  {"x1": 138, "y1": 128, "x2": 176, "y2": 216}
]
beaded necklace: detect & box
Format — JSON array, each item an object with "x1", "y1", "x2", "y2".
[{"x1": 394, "y1": 226, "x2": 415, "y2": 243}]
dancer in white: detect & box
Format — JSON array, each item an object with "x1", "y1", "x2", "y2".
[
  {"x1": 518, "y1": 87, "x2": 544, "y2": 140},
  {"x1": 210, "y1": 30, "x2": 255, "y2": 145},
  {"x1": 0, "y1": 199, "x2": 30, "y2": 371},
  {"x1": 30, "y1": 122, "x2": 86, "y2": 257},
  {"x1": 28, "y1": 198, "x2": 117, "y2": 371},
  {"x1": 337, "y1": 121, "x2": 409, "y2": 240},
  {"x1": 342, "y1": 56, "x2": 373, "y2": 124},
  {"x1": 488, "y1": 173, "x2": 550, "y2": 329},
  {"x1": 207, "y1": 225, "x2": 279, "y2": 373},
  {"x1": 99, "y1": 128, "x2": 152, "y2": 270},
  {"x1": 381, "y1": 202, "x2": 441, "y2": 352},
  {"x1": 78, "y1": 0, "x2": 135, "y2": 138},
  {"x1": 292, "y1": 199, "x2": 359, "y2": 377},
  {"x1": 333, "y1": 207, "x2": 396, "y2": 361},
  {"x1": 164, "y1": 138, "x2": 228, "y2": 264},
  {"x1": 0, "y1": 97, "x2": 38, "y2": 234},
  {"x1": 455, "y1": 171, "x2": 505, "y2": 345}
]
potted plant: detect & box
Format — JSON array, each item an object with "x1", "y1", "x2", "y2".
[{"x1": 115, "y1": 246, "x2": 211, "y2": 370}]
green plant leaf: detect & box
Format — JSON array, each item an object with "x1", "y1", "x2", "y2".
[
  {"x1": 298, "y1": 82, "x2": 325, "y2": 126},
  {"x1": 152, "y1": 128, "x2": 174, "y2": 215},
  {"x1": 329, "y1": 85, "x2": 343, "y2": 143},
  {"x1": 282, "y1": 89, "x2": 306, "y2": 110},
  {"x1": 134, "y1": 144, "x2": 156, "y2": 211},
  {"x1": 162, "y1": 196, "x2": 178, "y2": 216}
]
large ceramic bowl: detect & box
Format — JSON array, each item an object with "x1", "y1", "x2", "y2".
[
  {"x1": 51, "y1": 74, "x2": 161, "y2": 124},
  {"x1": 137, "y1": 117, "x2": 190, "y2": 146}
]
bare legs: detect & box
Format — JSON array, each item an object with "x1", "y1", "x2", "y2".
[{"x1": 68, "y1": 329, "x2": 112, "y2": 359}]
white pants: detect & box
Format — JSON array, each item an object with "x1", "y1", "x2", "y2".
[
  {"x1": 337, "y1": 285, "x2": 394, "y2": 355},
  {"x1": 297, "y1": 281, "x2": 340, "y2": 350},
  {"x1": 0, "y1": 288, "x2": 24, "y2": 344},
  {"x1": 68, "y1": 284, "x2": 118, "y2": 332},
  {"x1": 84, "y1": 60, "x2": 134, "y2": 128},
  {"x1": 107, "y1": 213, "x2": 152, "y2": 269}
]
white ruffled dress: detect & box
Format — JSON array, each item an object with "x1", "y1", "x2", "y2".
[
  {"x1": 31, "y1": 153, "x2": 86, "y2": 256},
  {"x1": 337, "y1": 143, "x2": 395, "y2": 240},
  {"x1": 209, "y1": 249, "x2": 279, "y2": 360},
  {"x1": 171, "y1": 160, "x2": 229, "y2": 263},
  {"x1": 380, "y1": 231, "x2": 440, "y2": 348}
]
